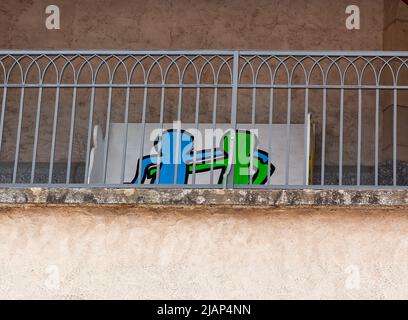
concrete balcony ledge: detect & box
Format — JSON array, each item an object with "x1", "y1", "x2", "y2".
[{"x1": 0, "y1": 187, "x2": 408, "y2": 206}]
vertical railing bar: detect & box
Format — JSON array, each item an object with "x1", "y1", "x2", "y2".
[
  {"x1": 84, "y1": 86, "x2": 96, "y2": 183},
  {"x1": 0, "y1": 87, "x2": 8, "y2": 157},
  {"x1": 320, "y1": 87, "x2": 327, "y2": 186},
  {"x1": 66, "y1": 86, "x2": 78, "y2": 183},
  {"x1": 303, "y1": 88, "x2": 309, "y2": 186},
  {"x1": 102, "y1": 85, "x2": 113, "y2": 183},
  {"x1": 374, "y1": 88, "x2": 379, "y2": 186},
  {"x1": 192, "y1": 85, "x2": 201, "y2": 185},
  {"x1": 137, "y1": 84, "x2": 148, "y2": 185},
  {"x1": 267, "y1": 82, "x2": 274, "y2": 185},
  {"x1": 30, "y1": 85, "x2": 43, "y2": 183},
  {"x1": 155, "y1": 84, "x2": 165, "y2": 186},
  {"x1": 229, "y1": 51, "x2": 239, "y2": 188},
  {"x1": 250, "y1": 83, "x2": 256, "y2": 185},
  {"x1": 339, "y1": 87, "x2": 344, "y2": 186},
  {"x1": 393, "y1": 87, "x2": 397, "y2": 186},
  {"x1": 12, "y1": 86, "x2": 26, "y2": 184},
  {"x1": 357, "y1": 87, "x2": 362, "y2": 186},
  {"x1": 120, "y1": 84, "x2": 131, "y2": 184},
  {"x1": 48, "y1": 85, "x2": 61, "y2": 184},
  {"x1": 210, "y1": 86, "x2": 218, "y2": 185},
  {"x1": 285, "y1": 85, "x2": 292, "y2": 186},
  {"x1": 173, "y1": 84, "x2": 183, "y2": 185}
]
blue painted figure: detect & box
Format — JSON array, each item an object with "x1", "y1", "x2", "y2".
[{"x1": 131, "y1": 129, "x2": 223, "y2": 184}]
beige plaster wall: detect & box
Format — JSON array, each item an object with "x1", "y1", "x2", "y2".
[{"x1": 1, "y1": 205, "x2": 408, "y2": 299}]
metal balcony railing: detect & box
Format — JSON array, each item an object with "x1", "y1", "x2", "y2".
[{"x1": 0, "y1": 50, "x2": 407, "y2": 189}]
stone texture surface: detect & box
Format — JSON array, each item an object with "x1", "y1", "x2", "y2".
[
  {"x1": 1, "y1": 205, "x2": 408, "y2": 299},
  {"x1": 1, "y1": 187, "x2": 408, "y2": 206}
]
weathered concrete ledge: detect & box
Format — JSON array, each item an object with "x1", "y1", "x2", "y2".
[{"x1": 0, "y1": 188, "x2": 408, "y2": 206}]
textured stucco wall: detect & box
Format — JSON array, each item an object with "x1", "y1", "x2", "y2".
[
  {"x1": 384, "y1": 0, "x2": 408, "y2": 51},
  {"x1": 0, "y1": 0, "x2": 388, "y2": 168},
  {"x1": 1, "y1": 205, "x2": 408, "y2": 299},
  {"x1": 0, "y1": 0, "x2": 384, "y2": 50},
  {"x1": 382, "y1": 0, "x2": 408, "y2": 160}
]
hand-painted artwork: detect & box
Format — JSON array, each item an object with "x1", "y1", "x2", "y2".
[
  {"x1": 129, "y1": 129, "x2": 275, "y2": 185},
  {"x1": 88, "y1": 121, "x2": 312, "y2": 186}
]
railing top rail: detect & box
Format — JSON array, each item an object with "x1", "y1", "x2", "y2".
[
  {"x1": 0, "y1": 50, "x2": 236, "y2": 55},
  {"x1": 0, "y1": 49, "x2": 407, "y2": 57},
  {"x1": 239, "y1": 50, "x2": 408, "y2": 56}
]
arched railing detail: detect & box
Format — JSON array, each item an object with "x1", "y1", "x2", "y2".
[{"x1": 0, "y1": 50, "x2": 406, "y2": 188}]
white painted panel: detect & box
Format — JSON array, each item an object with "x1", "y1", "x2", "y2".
[{"x1": 91, "y1": 122, "x2": 311, "y2": 185}]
